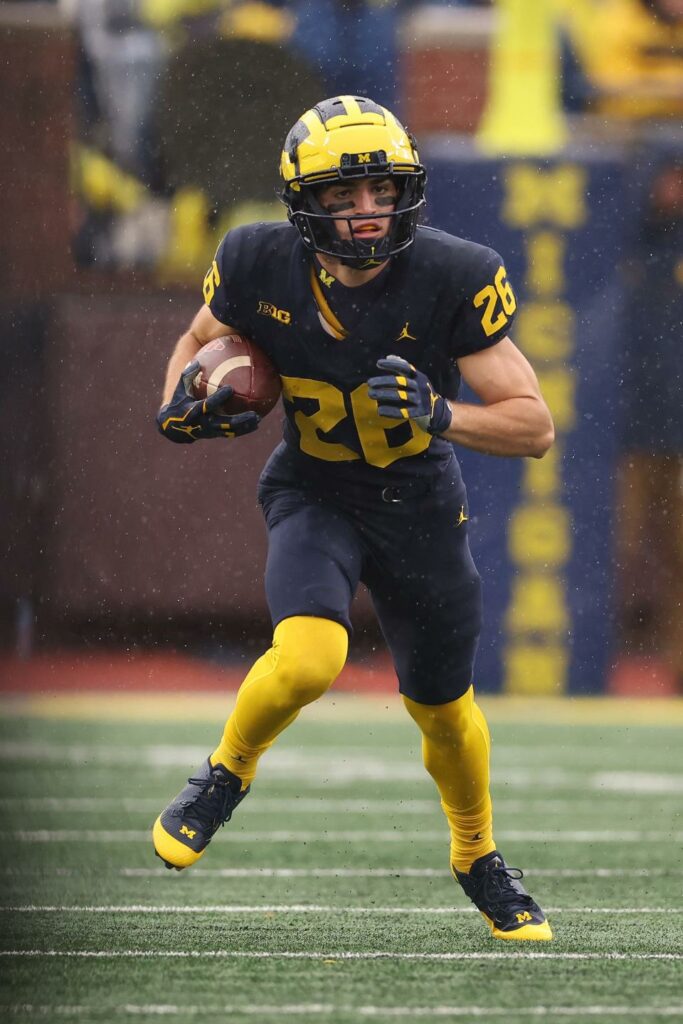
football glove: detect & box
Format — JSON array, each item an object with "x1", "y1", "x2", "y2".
[
  {"x1": 367, "y1": 355, "x2": 453, "y2": 436},
  {"x1": 157, "y1": 359, "x2": 260, "y2": 444}
]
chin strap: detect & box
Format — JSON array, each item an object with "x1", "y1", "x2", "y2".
[{"x1": 343, "y1": 254, "x2": 386, "y2": 269}]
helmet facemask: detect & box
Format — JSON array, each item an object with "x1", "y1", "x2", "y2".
[{"x1": 284, "y1": 165, "x2": 426, "y2": 267}]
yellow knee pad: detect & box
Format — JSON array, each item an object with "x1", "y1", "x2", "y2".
[
  {"x1": 211, "y1": 615, "x2": 349, "y2": 784},
  {"x1": 270, "y1": 615, "x2": 349, "y2": 707}
]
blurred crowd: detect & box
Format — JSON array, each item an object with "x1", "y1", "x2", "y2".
[
  {"x1": 43, "y1": 0, "x2": 681, "y2": 269},
  {"x1": 61, "y1": 0, "x2": 428, "y2": 272}
]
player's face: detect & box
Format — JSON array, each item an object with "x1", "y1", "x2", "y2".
[{"x1": 317, "y1": 178, "x2": 399, "y2": 243}]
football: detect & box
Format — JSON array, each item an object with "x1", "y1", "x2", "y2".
[{"x1": 190, "y1": 334, "x2": 281, "y2": 418}]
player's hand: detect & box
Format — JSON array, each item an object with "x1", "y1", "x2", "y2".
[
  {"x1": 367, "y1": 355, "x2": 453, "y2": 436},
  {"x1": 156, "y1": 360, "x2": 260, "y2": 443}
]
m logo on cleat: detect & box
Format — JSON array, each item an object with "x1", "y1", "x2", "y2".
[
  {"x1": 516, "y1": 911, "x2": 533, "y2": 923},
  {"x1": 179, "y1": 825, "x2": 197, "y2": 839}
]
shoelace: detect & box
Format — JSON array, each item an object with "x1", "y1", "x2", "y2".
[
  {"x1": 176, "y1": 772, "x2": 239, "y2": 831},
  {"x1": 476, "y1": 863, "x2": 535, "y2": 911}
]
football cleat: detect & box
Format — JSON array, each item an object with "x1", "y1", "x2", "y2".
[
  {"x1": 454, "y1": 851, "x2": 553, "y2": 941},
  {"x1": 152, "y1": 759, "x2": 249, "y2": 870}
]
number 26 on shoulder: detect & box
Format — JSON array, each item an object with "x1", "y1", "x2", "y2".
[{"x1": 473, "y1": 266, "x2": 517, "y2": 337}]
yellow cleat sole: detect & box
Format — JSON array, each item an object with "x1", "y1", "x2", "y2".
[
  {"x1": 152, "y1": 815, "x2": 206, "y2": 871},
  {"x1": 482, "y1": 912, "x2": 553, "y2": 941}
]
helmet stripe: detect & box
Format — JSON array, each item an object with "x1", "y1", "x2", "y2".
[
  {"x1": 339, "y1": 95, "x2": 363, "y2": 119},
  {"x1": 301, "y1": 108, "x2": 324, "y2": 135}
]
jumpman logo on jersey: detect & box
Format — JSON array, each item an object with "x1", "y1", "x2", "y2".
[
  {"x1": 396, "y1": 321, "x2": 417, "y2": 342},
  {"x1": 456, "y1": 506, "x2": 469, "y2": 527}
]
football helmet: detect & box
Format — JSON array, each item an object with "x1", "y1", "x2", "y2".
[{"x1": 280, "y1": 95, "x2": 426, "y2": 266}]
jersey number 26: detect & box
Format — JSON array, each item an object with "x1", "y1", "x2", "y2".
[
  {"x1": 281, "y1": 377, "x2": 432, "y2": 469},
  {"x1": 473, "y1": 266, "x2": 516, "y2": 337}
]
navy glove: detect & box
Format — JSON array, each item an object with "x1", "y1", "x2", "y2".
[
  {"x1": 367, "y1": 355, "x2": 453, "y2": 436},
  {"x1": 157, "y1": 359, "x2": 260, "y2": 444}
]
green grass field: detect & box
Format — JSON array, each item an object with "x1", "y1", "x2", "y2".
[{"x1": 1, "y1": 693, "x2": 682, "y2": 1023}]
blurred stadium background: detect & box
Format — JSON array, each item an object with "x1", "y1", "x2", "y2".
[{"x1": 0, "y1": 0, "x2": 681, "y2": 696}]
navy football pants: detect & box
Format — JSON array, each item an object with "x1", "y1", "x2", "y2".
[{"x1": 258, "y1": 467, "x2": 483, "y2": 705}]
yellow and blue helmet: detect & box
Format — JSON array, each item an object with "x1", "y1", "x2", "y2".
[{"x1": 280, "y1": 95, "x2": 426, "y2": 265}]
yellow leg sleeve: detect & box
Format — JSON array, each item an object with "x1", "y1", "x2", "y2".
[
  {"x1": 403, "y1": 685, "x2": 496, "y2": 873},
  {"x1": 211, "y1": 616, "x2": 348, "y2": 788}
]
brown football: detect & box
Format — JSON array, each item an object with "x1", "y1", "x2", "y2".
[{"x1": 190, "y1": 334, "x2": 281, "y2": 418}]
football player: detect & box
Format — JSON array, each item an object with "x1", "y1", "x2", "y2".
[{"x1": 154, "y1": 96, "x2": 555, "y2": 941}]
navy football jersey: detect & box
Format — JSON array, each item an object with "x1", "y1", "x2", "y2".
[{"x1": 203, "y1": 222, "x2": 516, "y2": 488}]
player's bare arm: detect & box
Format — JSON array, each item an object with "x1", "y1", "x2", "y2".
[
  {"x1": 368, "y1": 340, "x2": 553, "y2": 460},
  {"x1": 445, "y1": 336, "x2": 554, "y2": 459},
  {"x1": 160, "y1": 305, "x2": 238, "y2": 407}
]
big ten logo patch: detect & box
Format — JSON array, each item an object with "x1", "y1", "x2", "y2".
[{"x1": 258, "y1": 301, "x2": 291, "y2": 325}]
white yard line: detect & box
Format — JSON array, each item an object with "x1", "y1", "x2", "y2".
[
  {"x1": 0, "y1": 864, "x2": 671, "y2": 880},
  {"x1": 0, "y1": 745, "x2": 571, "y2": 788},
  {"x1": 118, "y1": 866, "x2": 675, "y2": 879},
  {"x1": 2, "y1": 742, "x2": 683, "y2": 793},
  {"x1": 2, "y1": 904, "x2": 681, "y2": 915},
  {"x1": 2, "y1": 864, "x2": 675, "y2": 880},
  {"x1": 5, "y1": 1005, "x2": 683, "y2": 1018},
  {"x1": 0, "y1": 742, "x2": 547, "y2": 763},
  {"x1": 7, "y1": 829, "x2": 683, "y2": 843},
  {"x1": 0, "y1": 795, "x2": 677, "y2": 813},
  {"x1": 593, "y1": 771, "x2": 683, "y2": 794},
  {"x1": 1, "y1": 950, "x2": 682, "y2": 962},
  {"x1": 0, "y1": 744, "x2": 420, "y2": 782},
  {"x1": 7, "y1": 773, "x2": 592, "y2": 793},
  {"x1": 0, "y1": 797, "x2": 440, "y2": 814}
]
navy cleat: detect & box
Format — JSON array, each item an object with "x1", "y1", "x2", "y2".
[
  {"x1": 152, "y1": 758, "x2": 249, "y2": 870},
  {"x1": 454, "y1": 850, "x2": 553, "y2": 941}
]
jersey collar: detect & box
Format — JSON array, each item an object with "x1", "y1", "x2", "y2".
[{"x1": 309, "y1": 264, "x2": 348, "y2": 339}]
